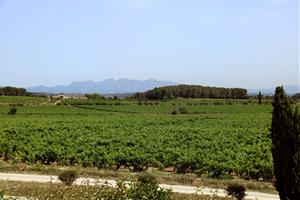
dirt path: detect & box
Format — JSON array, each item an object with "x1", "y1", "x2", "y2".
[{"x1": 0, "y1": 173, "x2": 279, "y2": 200}]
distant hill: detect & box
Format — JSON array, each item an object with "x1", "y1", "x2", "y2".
[
  {"x1": 27, "y1": 79, "x2": 178, "y2": 94},
  {"x1": 248, "y1": 85, "x2": 300, "y2": 95}
]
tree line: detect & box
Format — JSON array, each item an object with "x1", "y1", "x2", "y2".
[
  {"x1": 134, "y1": 85, "x2": 248, "y2": 100},
  {"x1": 0, "y1": 86, "x2": 27, "y2": 96}
]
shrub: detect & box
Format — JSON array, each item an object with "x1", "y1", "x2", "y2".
[
  {"x1": 58, "y1": 170, "x2": 78, "y2": 186},
  {"x1": 35, "y1": 181, "x2": 171, "y2": 200},
  {"x1": 8, "y1": 107, "x2": 17, "y2": 115},
  {"x1": 0, "y1": 190, "x2": 4, "y2": 200},
  {"x1": 138, "y1": 173, "x2": 157, "y2": 185},
  {"x1": 226, "y1": 183, "x2": 246, "y2": 200},
  {"x1": 213, "y1": 102, "x2": 224, "y2": 106},
  {"x1": 178, "y1": 107, "x2": 188, "y2": 114},
  {"x1": 129, "y1": 182, "x2": 171, "y2": 200},
  {"x1": 171, "y1": 108, "x2": 178, "y2": 115}
]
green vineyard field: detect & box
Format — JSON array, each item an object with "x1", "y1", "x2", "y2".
[{"x1": 0, "y1": 97, "x2": 273, "y2": 180}]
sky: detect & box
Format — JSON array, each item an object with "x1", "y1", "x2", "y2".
[{"x1": 0, "y1": 0, "x2": 298, "y2": 89}]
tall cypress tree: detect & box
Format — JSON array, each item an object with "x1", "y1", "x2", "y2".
[
  {"x1": 271, "y1": 86, "x2": 300, "y2": 199},
  {"x1": 258, "y1": 91, "x2": 262, "y2": 105}
]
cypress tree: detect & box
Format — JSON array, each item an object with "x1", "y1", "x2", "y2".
[
  {"x1": 271, "y1": 86, "x2": 300, "y2": 199},
  {"x1": 258, "y1": 91, "x2": 262, "y2": 105}
]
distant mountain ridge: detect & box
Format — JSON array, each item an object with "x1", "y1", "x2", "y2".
[
  {"x1": 26, "y1": 80, "x2": 300, "y2": 95},
  {"x1": 27, "y1": 79, "x2": 178, "y2": 94}
]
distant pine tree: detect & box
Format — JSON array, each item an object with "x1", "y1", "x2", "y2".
[{"x1": 271, "y1": 86, "x2": 300, "y2": 199}]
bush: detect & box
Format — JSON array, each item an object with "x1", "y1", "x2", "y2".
[
  {"x1": 213, "y1": 102, "x2": 224, "y2": 106},
  {"x1": 129, "y1": 182, "x2": 171, "y2": 200},
  {"x1": 34, "y1": 181, "x2": 171, "y2": 200},
  {"x1": 178, "y1": 107, "x2": 188, "y2": 114},
  {"x1": 138, "y1": 173, "x2": 157, "y2": 185},
  {"x1": 171, "y1": 108, "x2": 178, "y2": 115},
  {"x1": 8, "y1": 107, "x2": 17, "y2": 115},
  {"x1": 226, "y1": 183, "x2": 246, "y2": 200},
  {"x1": 58, "y1": 170, "x2": 78, "y2": 186},
  {"x1": 0, "y1": 190, "x2": 4, "y2": 200}
]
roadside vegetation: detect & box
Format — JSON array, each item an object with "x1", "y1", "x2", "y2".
[
  {"x1": 0, "y1": 160, "x2": 276, "y2": 193},
  {"x1": 0, "y1": 180, "x2": 233, "y2": 200}
]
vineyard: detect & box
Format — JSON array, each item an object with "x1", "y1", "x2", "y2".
[{"x1": 0, "y1": 97, "x2": 273, "y2": 180}]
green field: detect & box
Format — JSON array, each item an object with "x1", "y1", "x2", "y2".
[{"x1": 0, "y1": 97, "x2": 273, "y2": 180}]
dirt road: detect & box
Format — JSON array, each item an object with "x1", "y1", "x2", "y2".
[{"x1": 0, "y1": 173, "x2": 279, "y2": 200}]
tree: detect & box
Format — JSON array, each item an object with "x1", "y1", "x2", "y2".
[
  {"x1": 133, "y1": 85, "x2": 248, "y2": 100},
  {"x1": 271, "y1": 86, "x2": 300, "y2": 199},
  {"x1": 0, "y1": 86, "x2": 27, "y2": 96},
  {"x1": 258, "y1": 91, "x2": 262, "y2": 105}
]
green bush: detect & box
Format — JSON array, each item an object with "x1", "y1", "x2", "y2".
[
  {"x1": 138, "y1": 172, "x2": 157, "y2": 185},
  {"x1": 171, "y1": 108, "x2": 178, "y2": 115},
  {"x1": 178, "y1": 107, "x2": 188, "y2": 114},
  {"x1": 0, "y1": 190, "x2": 4, "y2": 200},
  {"x1": 33, "y1": 181, "x2": 171, "y2": 200},
  {"x1": 8, "y1": 107, "x2": 17, "y2": 115},
  {"x1": 58, "y1": 170, "x2": 78, "y2": 186},
  {"x1": 226, "y1": 183, "x2": 246, "y2": 200},
  {"x1": 129, "y1": 182, "x2": 171, "y2": 200}
]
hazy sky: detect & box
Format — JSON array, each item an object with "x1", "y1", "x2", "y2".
[{"x1": 0, "y1": 0, "x2": 298, "y2": 88}]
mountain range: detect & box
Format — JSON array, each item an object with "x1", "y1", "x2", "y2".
[
  {"x1": 27, "y1": 79, "x2": 299, "y2": 95},
  {"x1": 248, "y1": 85, "x2": 300, "y2": 95},
  {"x1": 27, "y1": 79, "x2": 177, "y2": 94}
]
